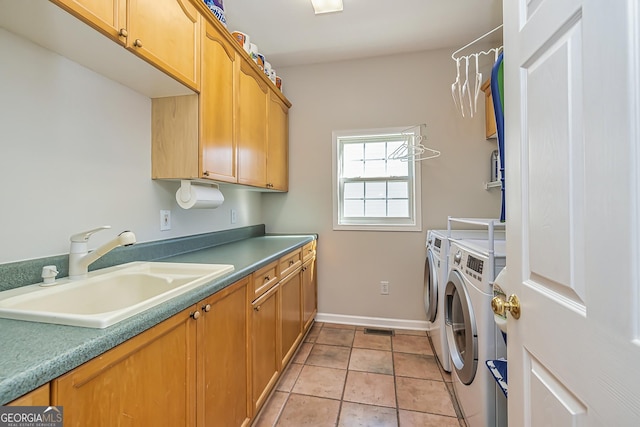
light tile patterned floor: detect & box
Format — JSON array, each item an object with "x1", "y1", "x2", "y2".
[{"x1": 252, "y1": 322, "x2": 468, "y2": 427}]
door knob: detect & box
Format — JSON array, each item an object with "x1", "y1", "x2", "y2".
[{"x1": 491, "y1": 294, "x2": 521, "y2": 319}]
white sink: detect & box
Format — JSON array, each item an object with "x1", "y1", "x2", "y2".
[{"x1": 0, "y1": 262, "x2": 234, "y2": 328}]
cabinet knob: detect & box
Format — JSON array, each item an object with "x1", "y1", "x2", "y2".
[
  {"x1": 202, "y1": 304, "x2": 211, "y2": 312},
  {"x1": 264, "y1": 275, "x2": 270, "y2": 282},
  {"x1": 133, "y1": 39, "x2": 143, "y2": 48},
  {"x1": 118, "y1": 28, "x2": 128, "y2": 37},
  {"x1": 203, "y1": 171, "x2": 210, "y2": 176},
  {"x1": 190, "y1": 311, "x2": 201, "y2": 320},
  {"x1": 254, "y1": 305, "x2": 260, "y2": 312},
  {"x1": 289, "y1": 260, "x2": 295, "y2": 266}
]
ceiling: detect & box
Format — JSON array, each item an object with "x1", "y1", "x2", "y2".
[{"x1": 223, "y1": 0, "x2": 504, "y2": 69}]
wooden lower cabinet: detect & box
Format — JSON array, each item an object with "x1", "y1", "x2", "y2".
[
  {"x1": 29, "y1": 243, "x2": 316, "y2": 426},
  {"x1": 51, "y1": 278, "x2": 251, "y2": 427},
  {"x1": 198, "y1": 277, "x2": 251, "y2": 427},
  {"x1": 280, "y1": 270, "x2": 302, "y2": 366},
  {"x1": 52, "y1": 306, "x2": 198, "y2": 426},
  {"x1": 7, "y1": 384, "x2": 49, "y2": 406},
  {"x1": 251, "y1": 282, "x2": 280, "y2": 413},
  {"x1": 302, "y1": 256, "x2": 317, "y2": 332}
]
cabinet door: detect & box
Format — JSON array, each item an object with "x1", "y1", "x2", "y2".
[
  {"x1": 302, "y1": 257, "x2": 317, "y2": 332},
  {"x1": 198, "y1": 278, "x2": 250, "y2": 427},
  {"x1": 200, "y1": 20, "x2": 237, "y2": 183},
  {"x1": 52, "y1": 0, "x2": 127, "y2": 44},
  {"x1": 127, "y1": 0, "x2": 201, "y2": 91},
  {"x1": 251, "y1": 282, "x2": 279, "y2": 413},
  {"x1": 237, "y1": 61, "x2": 268, "y2": 188},
  {"x1": 7, "y1": 384, "x2": 49, "y2": 406},
  {"x1": 280, "y1": 270, "x2": 302, "y2": 366},
  {"x1": 266, "y1": 92, "x2": 289, "y2": 191},
  {"x1": 52, "y1": 306, "x2": 198, "y2": 426}
]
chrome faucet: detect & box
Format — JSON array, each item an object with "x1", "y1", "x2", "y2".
[{"x1": 68, "y1": 226, "x2": 136, "y2": 280}]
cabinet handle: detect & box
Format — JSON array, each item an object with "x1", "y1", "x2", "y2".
[
  {"x1": 254, "y1": 305, "x2": 260, "y2": 312},
  {"x1": 118, "y1": 28, "x2": 128, "y2": 37},
  {"x1": 190, "y1": 311, "x2": 201, "y2": 320},
  {"x1": 133, "y1": 39, "x2": 143, "y2": 48},
  {"x1": 202, "y1": 304, "x2": 211, "y2": 312},
  {"x1": 264, "y1": 275, "x2": 270, "y2": 281}
]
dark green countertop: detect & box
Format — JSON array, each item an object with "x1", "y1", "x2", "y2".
[{"x1": 0, "y1": 234, "x2": 315, "y2": 405}]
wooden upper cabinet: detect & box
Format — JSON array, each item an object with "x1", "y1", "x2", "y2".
[
  {"x1": 267, "y1": 92, "x2": 289, "y2": 191},
  {"x1": 51, "y1": 0, "x2": 200, "y2": 91},
  {"x1": 127, "y1": 0, "x2": 201, "y2": 91},
  {"x1": 152, "y1": 95, "x2": 200, "y2": 180},
  {"x1": 237, "y1": 61, "x2": 269, "y2": 187},
  {"x1": 51, "y1": 0, "x2": 127, "y2": 45},
  {"x1": 200, "y1": 20, "x2": 237, "y2": 183}
]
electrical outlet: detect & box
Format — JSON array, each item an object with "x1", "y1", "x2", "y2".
[
  {"x1": 380, "y1": 281, "x2": 389, "y2": 295},
  {"x1": 160, "y1": 210, "x2": 171, "y2": 231},
  {"x1": 230, "y1": 209, "x2": 237, "y2": 224}
]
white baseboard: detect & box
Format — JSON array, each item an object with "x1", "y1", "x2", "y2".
[{"x1": 315, "y1": 312, "x2": 428, "y2": 331}]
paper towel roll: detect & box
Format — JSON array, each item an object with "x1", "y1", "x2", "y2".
[{"x1": 176, "y1": 181, "x2": 224, "y2": 209}]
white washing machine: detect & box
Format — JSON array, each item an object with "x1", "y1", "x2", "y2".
[
  {"x1": 424, "y1": 229, "x2": 504, "y2": 372},
  {"x1": 444, "y1": 238, "x2": 507, "y2": 427}
]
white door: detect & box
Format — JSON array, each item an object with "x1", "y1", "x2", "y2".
[{"x1": 503, "y1": 0, "x2": 640, "y2": 424}]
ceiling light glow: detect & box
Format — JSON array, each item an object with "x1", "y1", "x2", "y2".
[{"x1": 311, "y1": 0, "x2": 343, "y2": 15}]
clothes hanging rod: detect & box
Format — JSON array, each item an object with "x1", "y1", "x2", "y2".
[{"x1": 451, "y1": 24, "x2": 503, "y2": 60}]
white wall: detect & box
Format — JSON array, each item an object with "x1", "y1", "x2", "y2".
[
  {"x1": 0, "y1": 29, "x2": 262, "y2": 263},
  {"x1": 262, "y1": 48, "x2": 502, "y2": 322}
]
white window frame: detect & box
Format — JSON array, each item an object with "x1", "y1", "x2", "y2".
[{"x1": 332, "y1": 127, "x2": 422, "y2": 232}]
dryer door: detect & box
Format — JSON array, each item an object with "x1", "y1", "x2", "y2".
[
  {"x1": 423, "y1": 248, "x2": 438, "y2": 322},
  {"x1": 445, "y1": 269, "x2": 478, "y2": 385}
]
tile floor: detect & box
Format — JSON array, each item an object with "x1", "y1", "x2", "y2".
[{"x1": 252, "y1": 322, "x2": 468, "y2": 427}]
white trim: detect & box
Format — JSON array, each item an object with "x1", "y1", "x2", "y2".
[{"x1": 315, "y1": 312, "x2": 428, "y2": 331}]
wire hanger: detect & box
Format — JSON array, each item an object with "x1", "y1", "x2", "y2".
[
  {"x1": 451, "y1": 25, "x2": 503, "y2": 117},
  {"x1": 451, "y1": 24, "x2": 503, "y2": 61},
  {"x1": 388, "y1": 125, "x2": 441, "y2": 162}
]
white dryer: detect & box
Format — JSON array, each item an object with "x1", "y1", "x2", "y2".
[
  {"x1": 424, "y1": 229, "x2": 504, "y2": 372},
  {"x1": 444, "y1": 239, "x2": 507, "y2": 427}
]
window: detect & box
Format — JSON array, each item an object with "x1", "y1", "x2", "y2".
[{"x1": 332, "y1": 127, "x2": 422, "y2": 231}]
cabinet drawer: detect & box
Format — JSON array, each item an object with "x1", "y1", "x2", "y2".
[
  {"x1": 302, "y1": 241, "x2": 316, "y2": 262},
  {"x1": 278, "y1": 249, "x2": 301, "y2": 279},
  {"x1": 253, "y1": 261, "x2": 278, "y2": 299}
]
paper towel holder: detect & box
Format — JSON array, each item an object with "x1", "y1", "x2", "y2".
[{"x1": 176, "y1": 180, "x2": 224, "y2": 210}]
